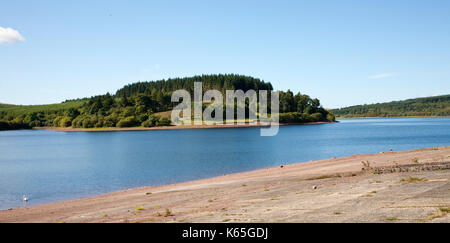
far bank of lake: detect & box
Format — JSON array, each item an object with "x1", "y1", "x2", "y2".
[{"x1": 37, "y1": 121, "x2": 333, "y2": 132}]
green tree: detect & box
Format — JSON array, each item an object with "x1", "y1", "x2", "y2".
[
  {"x1": 117, "y1": 116, "x2": 139, "y2": 128},
  {"x1": 59, "y1": 117, "x2": 72, "y2": 127}
]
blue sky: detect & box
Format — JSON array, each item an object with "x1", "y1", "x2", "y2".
[{"x1": 1, "y1": 0, "x2": 450, "y2": 108}]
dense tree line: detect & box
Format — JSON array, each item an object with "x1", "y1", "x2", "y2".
[
  {"x1": 278, "y1": 90, "x2": 334, "y2": 123},
  {"x1": 0, "y1": 74, "x2": 335, "y2": 130},
  {"x1": 116, "y1": 74, "x2": 273, "y2": 97},
  {"x1": 0, "y1": 120, "x2": 31, "y2": 131},
  {"x1": 332, "y1": 95, "x2": 450, "y2": 118}
]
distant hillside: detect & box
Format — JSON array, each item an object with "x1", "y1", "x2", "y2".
[
  {"x1": 0, "y1": 74, "x2": 335, "y2": 130},
  {"x1": 0, "y1": 100, "x2": 85, "y2": 116},
  {"x1": 331, "y1": 95, "x2": 450, "y2": 118}
]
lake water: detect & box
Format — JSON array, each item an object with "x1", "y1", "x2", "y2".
[{"x1": 1, "y1": 117, "x2": 450, "y2": 209}]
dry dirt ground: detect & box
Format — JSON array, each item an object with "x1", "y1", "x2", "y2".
[{"x1": 1, "y1": 147, "x2": 449, "y2": 223}]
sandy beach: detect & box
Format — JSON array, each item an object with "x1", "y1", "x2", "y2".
[{"x1": 1, "y1": 146, "x2": 449, "y2": 223}]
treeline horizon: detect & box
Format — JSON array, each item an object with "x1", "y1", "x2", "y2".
[
  {"x1": 331, "y1": 94, "x2": 450, "y2": 118},
  {"x1": 0, "y1": 74, "x2": 335, "y2": 131}
]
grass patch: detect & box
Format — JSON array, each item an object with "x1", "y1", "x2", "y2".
[
  {"x1": 264, "y1": 188, "x2": 270, "y2": 192},
  {"x1": 418, "y1": 208, "x2": 449, "y2": 222},
  {"x1": 156, "y1": 208, "x2": 173, "y2": 217},
  {"x1": 400, "y1": 177, "x2": 427, "y2": 184},
  {"x1": 334, "y1": 212, "x2": 342, "y2": 215},
  {"x1": 304, "y1": 174, "x2": 339, "y2": 180},
  {"x1": 136, "y1": 206, "x2": 144, "y2": 211},
  {"x1": 222, "y1": 218, "x2": 231, "y2": 222},
  {"x1": 361, "y1": 191, "x2": 377, "y2": 197},
  {"x1": 440, "y1": 208, "x2": 450, "y2": 213},
  {"x1": 164, "y1": 208, "x2": 172, "y2": 217},
  {"x1": 412, "y1": 157, "x2": 419, "y2": 164},
  {"x1": 385, "y1": 217, "x2": 400, "y2": 221},
  {"x1": 146, "y1": 192, "x2": 152, "y2": 195},
  {"x1": 302, "y1": 172, "x2": 361, "y2": 181}
]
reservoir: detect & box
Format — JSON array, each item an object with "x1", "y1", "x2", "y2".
[{"x1": 1, "y1": 117, "x2": 450, "y2": 209}]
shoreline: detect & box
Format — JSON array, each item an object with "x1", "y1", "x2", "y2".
[
  {"x1": 36, "y1": 121, "x2": 334, "y2": 132},
  {"x1": 336, "y1": 116, "x2": 450, "y2": 119},
  {"x1": 1, "y1": 146, "x2": 449, "y2": 222}
]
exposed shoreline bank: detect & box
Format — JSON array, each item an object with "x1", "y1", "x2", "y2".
[
  {"x1": 36, "y1": 121, "x2": 335, "y2": 132},
  {"x1": 1, "y1": 146, "x2": 449, "y2": 223},
  {"x1": 336, "y1": 116, "x2": 450, "y2": 119}
]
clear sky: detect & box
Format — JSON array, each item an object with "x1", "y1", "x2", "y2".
[{"x1": 1, "y1": 0, "x2": 450, "y2": 108}]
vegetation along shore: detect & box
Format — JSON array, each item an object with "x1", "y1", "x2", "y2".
[
  {"x1": 332, "y1": 94, "x2": 450, "y2": 118},
  {"x1": 0, "y1": 74, "x2": 335, "y2": 131}
]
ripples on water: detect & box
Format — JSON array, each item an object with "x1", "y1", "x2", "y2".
[{"x1": 1, "y1": 117, "x2": 450, "y2": 209}]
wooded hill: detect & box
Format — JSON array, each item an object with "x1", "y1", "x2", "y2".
[
  {"x1": 331, "y1": 94, "x2": 450, "y2": 118},
  {"x1": 0, "y1": 74, "x2": 335, "y2": 130}
]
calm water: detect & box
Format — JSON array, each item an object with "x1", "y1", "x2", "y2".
[{"x1": 1, "y1": 117, "x2": 450, "y2": 209}]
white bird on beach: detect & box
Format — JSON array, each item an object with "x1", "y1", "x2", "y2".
[{"x1": 23, "y1": 195, "x2": 28, "y2": 202}]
